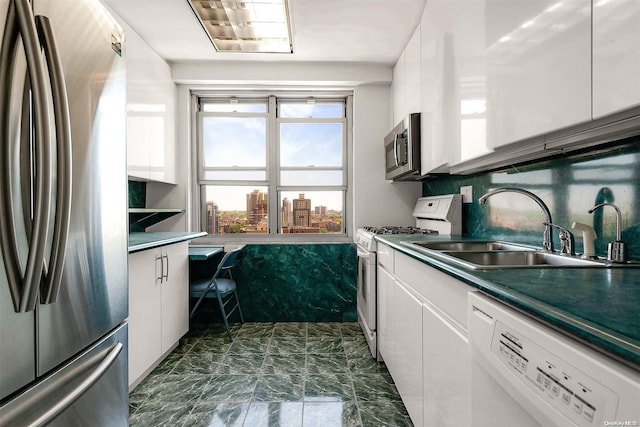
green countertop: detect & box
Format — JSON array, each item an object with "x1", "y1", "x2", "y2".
[
  {"x1": 375, "y1": 234, "x2": 640, "y2": 371},
  {"x1": 128, "y1": 231, "x2": 207, "y2": 253}
]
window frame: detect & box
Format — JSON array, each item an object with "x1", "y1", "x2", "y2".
[{"x1": 192, "y1": 92, "x2": 353, "y2": 243}]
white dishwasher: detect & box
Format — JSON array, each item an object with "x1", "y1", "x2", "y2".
[{"x1": 468, "y1": 291, "x2": 640, "y2": 427}]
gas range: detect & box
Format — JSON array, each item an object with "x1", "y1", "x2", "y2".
[
  {"x1": 356, "y1": 226, "x2": 438, "y2": 252},
  {"x1": 361, "y1": 225, "x2": 439, "y2": 235}
]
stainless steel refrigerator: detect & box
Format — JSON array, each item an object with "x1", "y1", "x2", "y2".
[{"x1": 0, "y1": 0, "x2": 128, "y2": 425}]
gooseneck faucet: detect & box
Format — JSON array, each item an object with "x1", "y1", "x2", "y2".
[
  {"x1": 588, "y1": 202, "x2": 627, "y2": 263},
  {"x1": 478, "y1": 187, "x2": 554, "y2": 252}
]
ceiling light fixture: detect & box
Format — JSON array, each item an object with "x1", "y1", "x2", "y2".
[{"x1": 187, "y1": 0, "x2": 293, "y2": 53}]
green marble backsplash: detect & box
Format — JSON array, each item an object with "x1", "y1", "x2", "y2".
[
  {"x1": 191, "y1": 243, "x2": 357, "y2": 323},
  {"x1": 423, "y1": 141, "x2": 640, "y2": 261},
  {"x1": 128, "y1": 181, "x2": 146, "y2": 208}
]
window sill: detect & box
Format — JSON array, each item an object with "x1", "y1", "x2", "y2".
[{"x1": 189, "y1": 234, "x2": 354, "y2": 246}]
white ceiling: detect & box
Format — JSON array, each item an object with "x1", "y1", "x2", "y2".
[{"x1": 101, "y1": 0, "x2": 427, "y2": 65}]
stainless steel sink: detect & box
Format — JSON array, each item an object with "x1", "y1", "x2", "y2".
[
  {"x1": 402, "y1": 240, "x2": 638, "y2": 269},
  {"x1": 443, "y1": 250, "x2": 605, "y2": 269},
  {"x1": 408, "y1": 240, "x2": 532, "y2": 252}
]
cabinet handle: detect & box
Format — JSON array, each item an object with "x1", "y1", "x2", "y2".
[
  {"x1": 156, "y1": 254, "x2": 163, "y2": 283},
  {"x1": 163, "y1": 253, "x2": 169, "y2": 282}
]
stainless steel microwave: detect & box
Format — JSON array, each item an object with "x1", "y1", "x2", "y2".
[{"x1": 384, "y1": 113, "x2": 421, "y2": 180}]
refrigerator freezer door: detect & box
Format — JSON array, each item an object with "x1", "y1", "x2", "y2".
[
  {"x1": 0, "y1": 0, "x2": 36, "y2": 400},
  {"x1": 0, "y1": 323, "x2": 128, "y2": 427},
  {"x1": 33, "y1": 0, "x2": 127, "y2": 375}
]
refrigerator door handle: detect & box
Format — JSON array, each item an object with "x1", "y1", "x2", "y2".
[
  {"x1": 0, "y1": 0, "x2": 52, "y2": 313},
  {"x1": 0, "y1": 0, "x2": 24, "y2": 312},
  {"x1": 35, "y1": 15, "x2": 72, "y2": 305},
  {"x1": 0, "y1": 342, "x2": 123, "y2": 427}
]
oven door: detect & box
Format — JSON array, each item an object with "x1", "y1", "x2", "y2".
[{"x1": 356, "y1": 244, "x2": 377, "y2": 358}]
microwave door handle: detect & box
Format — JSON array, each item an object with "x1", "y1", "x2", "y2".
[
  {"x1": 393, "y1": 133, "x2": 400, "y2": 167},
  {"x1": 36, "y1": 15, "x2": 73, "y2": 304}
]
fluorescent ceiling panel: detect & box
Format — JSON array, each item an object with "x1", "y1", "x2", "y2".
[{"x1": 188, "y1": 0, "x2": 293, "y2": 53}]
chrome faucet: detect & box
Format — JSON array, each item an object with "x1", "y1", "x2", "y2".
[
  {"x1": 544, "y1": 223, "x2": 575, "y2": 256},
  {"x1": 478, "y1": 187, "x2": 554, "y2": 252},
  {"x1": 588, "y1": 202, "x2": 627, "y2": 263}
]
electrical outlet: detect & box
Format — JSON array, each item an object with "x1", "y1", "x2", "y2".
[{"x1": 460, "y1": 185, "x2": 473, "y2": 203}]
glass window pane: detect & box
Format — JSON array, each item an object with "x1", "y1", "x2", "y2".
[
  {"x1": 203, "y1": 117, "x2": 266, "y2": 167},
  {"x1": 280, "y1": 191, "x2": 344, "y2": 234},
  {"x1": 203, "y1": 186, "x2": 268, "y2": 235},
  {"x1": 202, "y1": 102, "x2": 267, "y2": 113},
  {"x1": 280, "y1": 123, "x2": 343, "y2": 167},
  {"x1": 279, "y1": 103, "x2": 343, "y2": 118},
  {"x1": 280, "y1": 170, "x2": 343, "y2": 186},
  {"x1": 204, "y1": 170, "x2": 266, "y2": 181}
]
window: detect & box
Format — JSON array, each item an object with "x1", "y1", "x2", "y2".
[{"x1": 194, "y1": 94, "x2": 352, "y2": 239}]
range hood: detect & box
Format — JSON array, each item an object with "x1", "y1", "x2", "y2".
[{"x1": 129, "y1": 208, "x2": 184, "y2": 232}]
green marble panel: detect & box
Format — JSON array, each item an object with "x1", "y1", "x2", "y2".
[
  {"x1": 201, "y1": 243, "x2": 358, "y2": 323},
  {"x1": 128, "y1": 181, "x2": 146, "y2": 208},
  {"x1": 423, "y1": 140, "x2": 640, "y2": 260}
]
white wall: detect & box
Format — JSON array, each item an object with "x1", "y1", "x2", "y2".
[
  {"x1": 138, "y1": 59, "x2": 423, "y2": 234},
  {"x1": 352, "y1": 85, "x2": 422, "y2": 230}
]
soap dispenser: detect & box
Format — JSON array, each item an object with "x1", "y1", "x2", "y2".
[{"x1": 572, "y1": 222, "x2": 597, "y2": 259}]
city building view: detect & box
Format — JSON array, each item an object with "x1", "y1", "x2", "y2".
[{"x1": 205, "y1": 190, "x2": 343, "y2": 234}]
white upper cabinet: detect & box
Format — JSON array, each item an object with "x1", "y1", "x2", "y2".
[
  {"x1": 405, "y1": 28, "x2": 422, "y2": 117},
  {"x1": 592, "y1": 0, "x2": 640, "y2": 119},
  {"x1": 486, "y1": 0, "x2": 591, "y2": 149},
  {"x1": 420, "y1": 0, "x2": 490, "y2": 172},
  {"x1": 392, "y1": 52, "x2": 406, "y2": 125},
  {"x1": 125, "y1": 26, "x2": 177, "y2": 184},
  {"x1": 392, "y1": 25, "x2": 421, "y2": 125}
]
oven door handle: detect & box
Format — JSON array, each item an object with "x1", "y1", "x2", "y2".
[{"x1": 356, "y1": 246, "x2": 371, "y2": 259}]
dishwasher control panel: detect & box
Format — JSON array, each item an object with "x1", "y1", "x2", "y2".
[{"x1": 491, "y1": 321, "x2": 619, "y2": 426}]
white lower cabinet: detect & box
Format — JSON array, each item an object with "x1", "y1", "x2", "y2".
[
  {"x1": 393, "y1": 279, "x2": 424, "y2": 426},
  {"x1": 422, "y1": 300, "x2": 470, "y2": 426},
  {"x1": 128, "y1": 241, "x2": 189, "y2": 389},
  {"x1": 377, "y1": 246, "x2": 471, "y2": 427}
]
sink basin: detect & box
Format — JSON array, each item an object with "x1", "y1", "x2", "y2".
[
  {"x1": 444, "y1": 250, "x2": 605, "y2": 269},
  {"x1": 408, "y1": 240, "x2": 532, "y2": 252}
]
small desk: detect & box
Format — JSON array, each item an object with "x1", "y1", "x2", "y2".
[{"x1": 188, "y1": 247, "x2": 223, "y2": 261}]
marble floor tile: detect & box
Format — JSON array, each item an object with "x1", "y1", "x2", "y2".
[
  {"x1": 244, "y1": 402, "x2": 304, "y2": 427},
  {"x1": 273, "y1": 322, "x2": 308, "y2": 337},
  {"x1": 303, "y1": 374, "x2": 355, "y2": 402},
  {"x1": 302, "y1": 401, "x2": 362, "y2": 427},
  {"x1": 184, "y1": 402, "x2": 250, "y2": 427},
  {"x1": 306, "y1": 353, "x2": 350, "y2": 374},
  {"x1": 263, "y1": 354, "x2": 306, "y2": 374},
  {"x1": 268, "y1": 337, "x2": 307, "y2": 354},
  {"x1": 307, "y1": 322, "x2": 342, "y2": 337},
  {"x1": 352, "y1": 373, "x2": 403, "y2": 402},
  {"x1": 199, "y1": 374, "x2": 258, "y2": 402},
  {"x1": 357, "y1": 401, "x2": 413, "y2": 426},
  {"x1": 129, "y1": 322, "x2": 413, "y2": 426},
  {"x1": 306, "y1": 337, "x2": 344, "y2": 354},
  {"x1": 228, "y1": 337, "x2": 271, "y2": 354},
  {"x1": 216, "y1": 353, "x2": 266, "y2": 374},
  {"x1": 253, "y1": 374, "x2": 305, "y2": 402}
]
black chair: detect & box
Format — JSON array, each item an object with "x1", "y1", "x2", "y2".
[{"x1": 189, "y1": 244, "x2": 245, "y2": 341}]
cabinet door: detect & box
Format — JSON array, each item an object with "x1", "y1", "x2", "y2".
[
  {"x1": 160, "y1": 242, "x2": 189, "y2": 354},
  {"x1": 420, "y1": 0, "x2": 490, "y2": 171},
  {"x1": 392, "y1": 55, "x2": 406, "y2": 125},
  {"x1": 486, "y1": 0, "x2": 591, "y2": 148},
  {"x1": 405, "y1": 26, "x2": 422, "y2": 116},
  {"x1": 376, "y1": 265, "x2": 395, "y2": 368},
  {"x1": 128, "y1": 249, "x2": 162, "y2": 387},
  {"x1": 593, "y1": 0, "x2": 640, "y2": 118},
  {"x1": 394, "y1": 282, "x2": 424, "y2": 427},
  {"x1": 423, "y1": 301, "x2": 470, "y2": 426}
]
